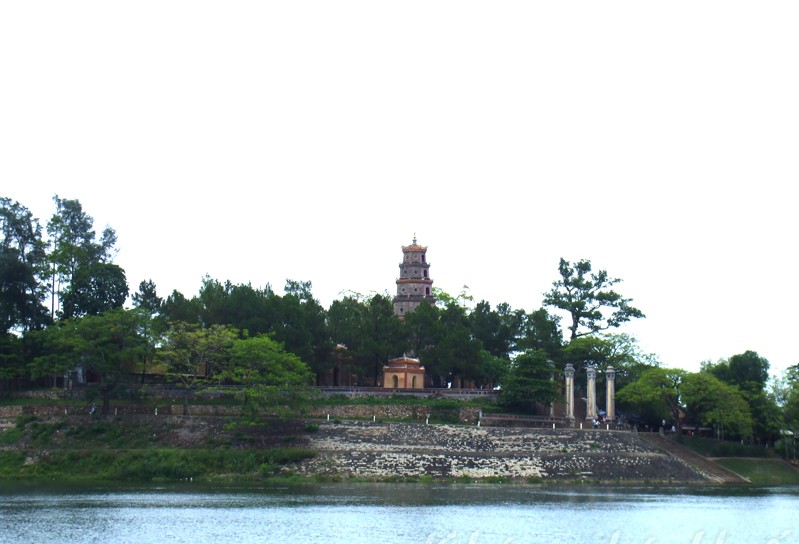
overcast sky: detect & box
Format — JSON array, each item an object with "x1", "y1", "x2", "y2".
[{"x1": 2, "y1": 2, "x2": 797, "y2": 378}]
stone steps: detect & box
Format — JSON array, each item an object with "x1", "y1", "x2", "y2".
[
  {"x1": 638, "y1": 433, "x2": 749, "y2": 484},
  {"x1": 296, "y1": 421, "x2": 708, "y2": 482}
]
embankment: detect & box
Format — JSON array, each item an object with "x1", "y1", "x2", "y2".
[
  {"x1": 295, "y1": 421, "x2": 708, "y2": 483},
  {"x1": 0, "y1": 407, "x2": 757, "y2": 484}
]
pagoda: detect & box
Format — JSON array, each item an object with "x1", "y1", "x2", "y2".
[
  {"x1": 383, "y1": 356, "x2": 425, "y2": 389},
  {"x1": 393, "y1": 236, "x2": 435, "y2": 317}
]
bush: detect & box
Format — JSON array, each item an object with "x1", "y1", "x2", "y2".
[
  {"x1": 0, "y1": 447, "x2": 315, "y2": 482},
  {"x1": 14, "y1": 415, "x2": 37, "y2": 429},
  {"x1": 29, "y1": 421, "x2": 65, "y2": 448},
  {"x1": 677, "y1": 435, "x2": 774, "y2": 458},
  {"x1": 0, "y1": 451, "x2": 26, "y2": 476},
  {"x1": 0, "y1": 428, "x2": 23, "y2": 446}
]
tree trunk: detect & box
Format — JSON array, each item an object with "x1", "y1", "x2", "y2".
[{"x1": 102, "y1": 390, "x2": 111, "y2": 415}]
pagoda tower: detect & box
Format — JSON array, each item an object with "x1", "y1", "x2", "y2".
[{"x1": 393, "y1": 236, "x2": 435, "y2": 317}]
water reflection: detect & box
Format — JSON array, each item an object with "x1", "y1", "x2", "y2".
[{"x1": 1, "y1": 484, "x2": 797, "y2": 544}]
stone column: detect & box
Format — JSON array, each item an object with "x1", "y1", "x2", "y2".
[
  {"x1": 606, "y1": 366, "x2": 616, "y2": 424},
  {"x1": 564, "y1": 363, "x2": 575, "y2": 424},
  {"x1": 586, "y1": 365, "x2": 597, "y2": 421}
]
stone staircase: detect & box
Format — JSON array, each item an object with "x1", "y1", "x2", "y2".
[
  {"x1": 639, "y1": 432, "x2": 749, "y2": 484},
  {"x1": 296, "y1": 422, "x2": 708, "y2": 482}
]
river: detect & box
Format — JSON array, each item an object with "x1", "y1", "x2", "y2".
[{"x1": 1, "y1": 483, "x2": 797, "y2": 544}]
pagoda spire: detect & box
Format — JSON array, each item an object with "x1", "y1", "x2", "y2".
[{"x1": 392, "y1": 237, "x2": 435, "y2": 317}]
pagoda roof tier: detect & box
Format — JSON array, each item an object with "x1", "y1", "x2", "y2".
[
  {"x1": 384, "y1": 356, "x2": 424, "y2": 370},
  {"x1": 402, "y1": 235, "x2": 427, "y2": 252},
  {"x1": 395, "y1": 278, "x2": 434, "y2": 284}
]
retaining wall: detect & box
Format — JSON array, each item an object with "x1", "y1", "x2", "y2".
[
  {"x1": 307, "y1": 405, "x2": 480, "y2": 424},
  {"x1": 295, "y1": 422, "x2": 707, "y2": 482}
]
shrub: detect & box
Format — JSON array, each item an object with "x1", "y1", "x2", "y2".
[
  {"x1": 14, "y1": 415, "x2": 37, "y2": 429},
  {"x1": 0, "y1": 428, "x2": 23, "y2": 446}
]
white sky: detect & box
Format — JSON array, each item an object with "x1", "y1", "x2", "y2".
[{"x1": 2, "y1": 2, "x2": 797, "y2": 378}]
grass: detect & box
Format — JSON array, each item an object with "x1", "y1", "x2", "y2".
[
  {"x1": 0, "y1": 447, "x2": 316, "y2": 482},
  {"x1": 715, "y1": 458, "x2": 799, "y2": 486},
  {"x1": 676, "y1": 435, "x2": 776, "y2": 458},
  {"x1": 28, "y1": 421, "x2": 66, "y2": 448},
  {"x1": 0, "y1": 397, "x2": 84, "y2": 407},
  {"x1": 0, "y1": 428, "x2": 23, "y2": 445}
]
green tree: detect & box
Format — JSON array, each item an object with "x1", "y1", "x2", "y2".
[
  {"x1": 402, "y1": 300, "x2": 442, "y2": 362},
  {"x1": 272, "y1": 280, "x2": 330, "y2": 381},
  {"x1": 517, "y1": 308, "x2": 564, "y2": 361},
  {"x1": 161, "y1": 289, "x2": 202, "y2": 325},
  {"x1": 543, "y1": 258, "x2": 644, "y2": 340},
  {"x1": 225, "y1": 282, "x2": 276, "y2": 336},
  {"x1": 29, "y1": 309, "x2": 144, "y2": 412},
  {"x1": 157, "y1": 322, "x2": 238, "y2": 414},
  {"x1": 27, "y1": 322, "x2": 78, "y2": 388},
  {"x1": 74, "y1": 309, "x2": 144, "y2": 414},
  {"x1": 470, "y1": 301, "x2": 526, "y2": 360},
  {"x1": 0, "y1": 198, "x2": 50, "y2": 333},
  {"x1": 478, "y1": 349, "x2": 509, "y2": 388},
  {"x1": 427, "y1": 300, "x2": 484, "y2": 387},
  {"x1": 401, "y1": 293, "x2": 485, "y2": 388},
  {"x1": 60, "y1": 262, "x2": 128, "y2": 318},
  {"x1": 191, "y1": 276, "x2": 277, "y2": 334},
  {"x1": 47, "y1": 196, "x2": 120, "y2": 318},
  {"x1": 132, "y1": 279, "x2": 163, "y2": 315},
  {"x1": 615, "y1": 367, "x2": 685, "y2": 428},
  {"x1": 132, "y1": 279, "x2": 164, "y2": 383},
  {"x1": 500, "y1": 349, "x2": 559, "y2": 413},
  {"x1": 223, "y1": 334, "x2": 313, "y2": 416},
  {"x1": 567, "y1": 333, "x2": 660, "y2": 392},
  {"x1": 705, "y1": 350, "x2": 770, "y2": 395},
  {"x1": 328, "y1": 293, "x2": 405, "y2": 385},
  {"x1": 0, "y1": 333, "x2": 26, "y2": 388},
  {"x1": 704, "y1": 351, "x2": 779, "y2": 443},
  {"x1": 681, "y1": 372, "x2": 753, "y2": 440},
  {"x1": 777, "y1": 365, "x2": 799, "y2": 431}
]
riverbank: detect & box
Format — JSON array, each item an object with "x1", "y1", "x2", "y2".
[
  {"x1": 0, "y1": 413, "x2": 316, "y2": 482},
  {"x1": 2, "y1": 411, "x2": 796, "y2": 484},
  {"x1": 294, "y1": 421, "x2": 707, "y2": 483}
]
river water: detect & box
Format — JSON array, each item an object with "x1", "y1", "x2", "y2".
[{"x1": 1, "y1": 483, "x2": 797, "y2": 544}]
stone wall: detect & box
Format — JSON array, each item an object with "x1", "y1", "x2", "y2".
[
  {"x1": 307, "y1": 405, "x2": 480, "y2": 424},
  {"x1": 295, "y1": 421, "x2": 707, "y2": 483},
  {"x1": 0, "y1": 403, "x2": 480, "y2": 422},
  {"x1": 2, "y1": 389, "x2": 87, "y2": 400},
  {"x1": 0, "y1": 405, "x2": 179, "y2": 419}
]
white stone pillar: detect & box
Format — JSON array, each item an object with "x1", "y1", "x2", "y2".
[
  {"x1": 564, "y1": 363, "x2": 575, "y2": 424},
  {"x1": 606, "y1": 366, "x2": 616, "y2": 423},
  {"x1": 586, "y1": 365, "x2": 597, "y2": 421}
]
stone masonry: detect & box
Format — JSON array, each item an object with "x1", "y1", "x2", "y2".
[{"x1": 295, "y1": 421, "x2": 707, "y2": 482}]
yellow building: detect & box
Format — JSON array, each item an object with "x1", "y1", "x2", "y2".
[{"x1": 382, "y1": 356, "x2": 425, "y2": 389}]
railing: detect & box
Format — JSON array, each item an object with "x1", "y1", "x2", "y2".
[
  {"x1": 481, "y1": 414, "x2": 565, "y2": 422},
  {"x1": 316, "y1": 386, "x2": 499, "y2": 397},
  {"x1": 479, "y1": 413, "x2": 566, "y2": 428},
  {"x1": 48, "y1": 382, "x2": 499, "y2": 399}
]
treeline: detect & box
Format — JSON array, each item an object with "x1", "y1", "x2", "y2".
[
  {"x1": 0, "y1": 196, "x2": 564, "y2": 394},
  {"x1": 2, "y1": 196, "x2": 799, "y2": 447}
]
